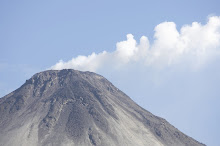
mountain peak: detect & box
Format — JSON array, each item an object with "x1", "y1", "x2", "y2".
[{"x1": 0, "y1": 69, "x2": 205, "y2": 146}]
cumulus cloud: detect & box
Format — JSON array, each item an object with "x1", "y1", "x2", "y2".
[{"x1": 51, "y1": 16, "x2": 220, "y2": 71}]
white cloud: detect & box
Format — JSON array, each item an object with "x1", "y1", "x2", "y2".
[
  {"x1": 51, "y1": 52, "x2": 107, "y2": 72},
  {"x1": 51, "y1": 16, "x2": 220, "y2": 71}
]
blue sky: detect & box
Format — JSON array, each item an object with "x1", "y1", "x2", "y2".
[{"x1": 1, "y1": 0, "x2": 220, "y2": 145}]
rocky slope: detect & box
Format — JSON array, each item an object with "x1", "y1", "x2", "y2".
[{"x1": 0, "y1": 69, "x2": 205, "y2": 146}]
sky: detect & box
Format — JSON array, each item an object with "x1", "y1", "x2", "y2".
[{"x1": 1, "y1": 0, "x2": 220, "y2": 145}]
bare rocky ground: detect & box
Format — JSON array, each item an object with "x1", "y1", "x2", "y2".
[{"x1": 0, "y1": 69, "x2": 205, "y2": 146}]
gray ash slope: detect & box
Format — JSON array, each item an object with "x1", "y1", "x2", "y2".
[{"x1": 0, "y1": 69, "x2": 205, "y2": 146}]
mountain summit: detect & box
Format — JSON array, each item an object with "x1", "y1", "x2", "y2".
[{"x1": 0, "y1": 69, "x2": 205, "y2": 146}]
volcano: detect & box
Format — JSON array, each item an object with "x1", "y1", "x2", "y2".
[{"x1": 0, "y1": 69, "x2": 205, "y2": 146}]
